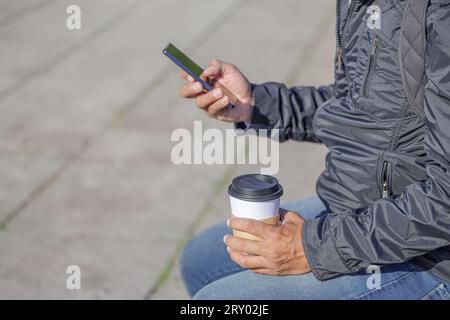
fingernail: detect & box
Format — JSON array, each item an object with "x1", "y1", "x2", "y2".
[
  {"x1": 223, "y1": 235, "x2": 229, "y2": 244},
  {"x1": 213, "y1": 88, "x2": 223, "y2": 98},
  {"x1": 226, "y1": 219, "x2": 230, "y2": 227},
  {"x1": 226, "y1": 247, "x2": 230, "y2": 253}
]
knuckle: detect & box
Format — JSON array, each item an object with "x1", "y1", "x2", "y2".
[
  {"x1": 233, "y1": 253, "x2": 246, "y2": 266},
  {"x1": 243, "y1": 219, "x2": 255, "y2": 231},
  {"x1": 234, "y1": 239, "x2": 245, "y2": 251},
  {"x1": 265, "y1": 248, "x2": 278, "y2": 260},
  {"x1": 269, "y1": 246, "x2": 282, "y2": 260},
  {"x1": 285, "y1": 212, "x2": 296, "y2": 220},
  {"x1": 287, "y1": 212, "x2": 300, "y2": 222},
  {"x1": 195, "y1": 96, "x2": 206, "y2": 108},
  {"x1": 208, "y1": 106, "x2": 220, "y2": 116},
  {"x1": 239, "y1": 255, "x2": 248, "y2": 266},
  {"x1": 266, "y1": 226, "x2": 277, "y2": 238}
]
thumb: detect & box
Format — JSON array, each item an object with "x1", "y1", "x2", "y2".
[
  {"x1": 203, "y1": 59, "x2": 223, "y2": 78},
  {"x1": 281, "y1": 211, "x2": 302, "y2": 225}
]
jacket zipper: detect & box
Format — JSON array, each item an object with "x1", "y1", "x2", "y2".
[
  {"x1": 381, "y1": 161, "x2": 392, "y2": 198},
  {"x1": 336, "y1": 1, "x2": 343, "y2": 72},
  {"x1": 336, "y1": 0, "x2": 356, "y2": 75},
  {"x1": 362, "y1": 36, "x2": 380, "y2": 97}
]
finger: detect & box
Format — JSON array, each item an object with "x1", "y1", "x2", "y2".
[
  {"x1": 179, "y1": 81, "x2": 203, "y2": 98},
  {"x1": 229, "y1": 218, "x2": 272, "y2": 238},
  {"x1": 195, "y1": 88, "x2": 223, "y2": 109},
  {"x1": 224, "y1": 235, "x2": 265, "y2": 255},
  {"x1": 206, "y1": 96, "x2": 229, "y2": 117},
  {"x1": 227, "y1": 247, "x2": 268, "y2": 269},
  {"x1": 179, "y1": 69, "x2": 189, "y2": 81},
  {"x1": 179, "y1": 70, "x2": 196, "y2": 82},
  {"x1": 202, "y1": 59, "x2": 223, "y2": 78},
  {"x1": 252, "y1": 268, "x2": 280, "y2": 276}
]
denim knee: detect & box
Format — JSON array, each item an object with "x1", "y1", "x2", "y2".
[
  {"x1": 179, "y1": 222, "x2": 236, "y2": 297},
  {"x1": 179, "y1": 237, "x2": 200, "y2": 297}
]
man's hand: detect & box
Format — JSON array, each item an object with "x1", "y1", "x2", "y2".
[
  {"x1": 224, "y1": 210, "x2": 311, "y2": 276},
  {"x1": 179, "y1": 59, "x2": 254, "y2": 123}
]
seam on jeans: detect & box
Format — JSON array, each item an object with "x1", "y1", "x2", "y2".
[
  {"x1": 420, "y1": 284, "x2": 450, "y2": 300},
  {"x1": 355, "y1": 269, "x2": 418, "y2": 299}
]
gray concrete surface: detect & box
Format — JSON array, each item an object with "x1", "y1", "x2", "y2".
[{"x1": 0, "y1": 0, "x2": 335, "y2": 299}]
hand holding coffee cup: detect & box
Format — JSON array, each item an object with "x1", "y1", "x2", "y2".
[
  {"x1": 228, "y1": 174, "x2": 283, "y2": 241},
  {"x1": 225, "y1": 174, "x2": 311, "y2": 275}
]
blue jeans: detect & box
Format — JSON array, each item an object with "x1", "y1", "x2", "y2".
[{"x1": 179, "y1": 196, "x2": 450, "y2": 300}]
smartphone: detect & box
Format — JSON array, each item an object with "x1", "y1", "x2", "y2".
[
  {"x1": 163, "y1": 43, "x2": 214, "y2": 91},
  {"x1": 163, "y1": 43, "x2": 236, "y2": 107}
]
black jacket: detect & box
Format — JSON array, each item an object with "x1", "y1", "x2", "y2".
[{"x1": 239, "y1": 0, "x2": 450, "y2": 282}]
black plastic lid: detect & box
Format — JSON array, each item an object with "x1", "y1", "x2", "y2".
[{"x1": 228, "y1": 174, "x2": 283, "y2": 202}]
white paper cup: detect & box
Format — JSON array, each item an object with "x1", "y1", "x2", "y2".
[{"x1": 228, "y1": 174, "x2": 283, "y2": 241}]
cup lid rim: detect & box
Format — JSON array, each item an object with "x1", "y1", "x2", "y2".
[{"x1": 227, "y1": 174, "x2": 283, "y2": 202}]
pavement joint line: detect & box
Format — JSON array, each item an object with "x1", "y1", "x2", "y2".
[
  {"x1": 284, "y1": 4, "x2": 335, "y2": 86},
  {"x1": 141, "y1": 0, "x2": 256, "y2": 299},
  {"x1": 0, "y1": 133, "x2": 99, "y2": 228},
  {"x1": 146, "y1": 143, "x2": 251, "y2": 300},
  {"x1": 0, "y1": 0, "x2": 147, "y2": 104},
  {"x1": 145, "y1": 5, "x2": 336, "y2": 299},
  {"x1": 0, "y1": 0, "x2": 57, "y2": 30},
  {"x1": 0, "y1": 0, "x2": 247, "y2": 227},
  {"x1": 142, "y1": 165, "x2": 237, "y2": 300}
]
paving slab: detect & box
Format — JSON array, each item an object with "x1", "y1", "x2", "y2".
[
  {"x1": 0, "y1": 0, "x2": 53, "y2": 26},
  {"x1": 0, "y1": 152, "x2": 64, "y2": 223},
  {"x1": 0, "y1": 0, "x2": 235, "y2": 222},
  {"x1": 0, "y1": 0, "x2": 244, "y2": 299},
  {"x1": 0, "y1": 0, "x2": 144, "y2": 97}
]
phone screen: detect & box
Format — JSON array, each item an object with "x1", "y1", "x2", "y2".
[{"x1": 164, "y1": 43, "x2": 204, "y2": 77}]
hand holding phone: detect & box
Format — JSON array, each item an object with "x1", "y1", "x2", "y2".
[{"x1": 163, "y1": 43, "x2": 253, "y2": 123}]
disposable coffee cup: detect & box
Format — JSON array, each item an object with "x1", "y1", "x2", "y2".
[{"x1": 228, "y1": 174, "x2": 283, "y2": 241}]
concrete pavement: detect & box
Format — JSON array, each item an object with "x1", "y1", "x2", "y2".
[{"x1": 0, "y1": 0, "x2": 335, "y2": 299}]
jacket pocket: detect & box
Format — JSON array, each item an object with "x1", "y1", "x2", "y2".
[
  {"x1": 380, "y1": 159, "x2": 392, "y2": 199},
  {"x1": 360, "y1": 36, "x2": 380, "y2": 98},
  {"x1": 421, "y1": 284, "x2": 450, "y2": 300}
]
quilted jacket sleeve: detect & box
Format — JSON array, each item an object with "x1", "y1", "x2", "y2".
[{"x1": 235, "y1": 83, "x2": 335, "y2": 143}]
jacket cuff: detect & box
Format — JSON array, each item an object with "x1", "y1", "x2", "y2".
[
  {"x1": 235, "y1": 84, "x2": 277, "y2": 131},
  {"x1": 302, "y1": 214, "x2": 353, "y2": 280}
]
